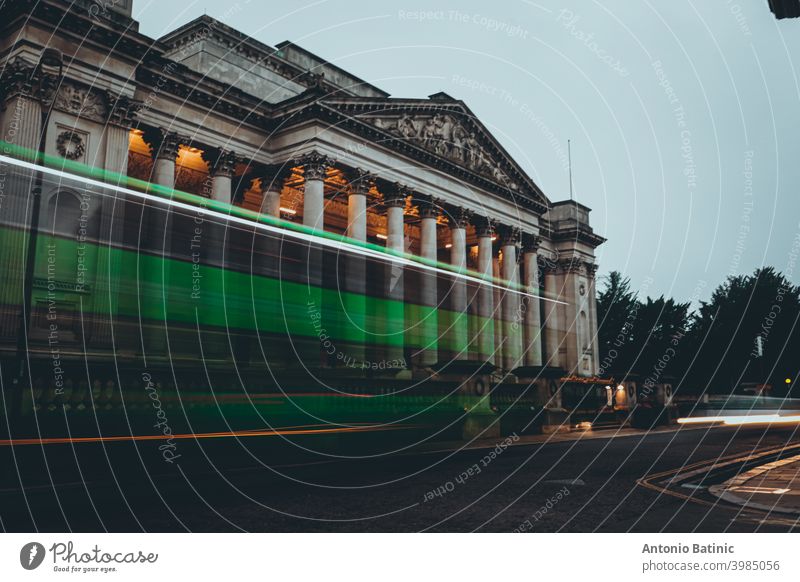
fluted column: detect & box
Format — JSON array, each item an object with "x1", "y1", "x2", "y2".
[
  {"x1": 0, "y1": 81, "x2": 43, "y2": 338},
  {"x1": 383, "y1": 186, "x2": 407, "y2": 367},
  {"x1": 447, "y1": 207, "x2": 470, "y2": 361},
  {"x1": 542, "y1": 260, "x2": 562, "y2": 368},
  {"x1": 414, "y1": 196, "x2": 440, "y2": 368},
  {"x1": 499, "y1": 226, "x2": 522, "y2": 371},
  {"x1": 521, "y1": 234, "x2": 543, "y2": 367},
  {"x1": 473, "y1": 216, "x2": 496, "y2": 365}
]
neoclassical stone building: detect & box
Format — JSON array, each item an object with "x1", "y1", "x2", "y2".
[{"x1": 0, "y1": 0, "x2": 605, "y2": 404}]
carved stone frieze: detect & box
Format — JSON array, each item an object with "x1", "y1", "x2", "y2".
[
  {"x1": 53, "y1": 81, "x2": 108, "y2": 123},
  {"x1": 370, "y1": 113, "x2": 519, "y2": 190}
]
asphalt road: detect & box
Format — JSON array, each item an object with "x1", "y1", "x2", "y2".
[{"x1": 2, "y1": 423, "x2": 799, "y2": 532}]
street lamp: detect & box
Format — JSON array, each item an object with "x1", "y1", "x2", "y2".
[{"x1": 11, "y1": 48, "x2": 63, "y2": 420}]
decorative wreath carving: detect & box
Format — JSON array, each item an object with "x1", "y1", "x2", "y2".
[{"x1": 56, "y1": 131, "x2": 86, "y2": 161}]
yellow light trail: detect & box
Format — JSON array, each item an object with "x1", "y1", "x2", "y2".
[{"x1": 0, "y1": 423, "x2": 417, "y2": 447}]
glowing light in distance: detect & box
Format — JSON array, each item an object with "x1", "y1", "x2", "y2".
[
  {"x1": 376, "y1": 233, "x2": 387, "y2": 240},
  {"x1": 279, "y1": 206, "x2": 297, "y2": 215},
  {"x1": 678, "y1": 414, "x2": 800, "y2": 426}
]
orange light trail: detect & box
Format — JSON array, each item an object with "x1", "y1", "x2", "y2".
[{"x1": 0, "y1": 423, "x2": 417, "y2": 447}]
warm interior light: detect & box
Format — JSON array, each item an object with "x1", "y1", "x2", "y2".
[
  {"x1": 376, "y1": 233, "x2": 388, "y2": 240},
  {"x1": 491, "y1": 235, "x2": 497, "y2": 241},
  {"x1": 279, "y1": 207, "x2": 297, "y2": 215},
  {"x1": 445, "y1": 243, "x2": 452, "y2": 248},
  {"x1": 616, "y1": 384, "x2": 624, "y2": 392}
]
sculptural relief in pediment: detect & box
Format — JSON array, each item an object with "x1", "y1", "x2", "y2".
[{"x1": 370, "y1": 113, "x2": 519, "y2": 190}]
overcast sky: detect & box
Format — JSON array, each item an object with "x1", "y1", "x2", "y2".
[{"x1": 134, "y1": 0, "x2": 800, "y2": 305}]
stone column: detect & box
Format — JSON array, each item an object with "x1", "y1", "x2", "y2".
[
  {"x1": 521, "y1": 234, "x2": 543, "y2": 367},
  {"x1": 141, "y1": 129, "x2": 181, "y2": 359},
  {"x1": 149, "y1": 130, "x2": 180, "y2": 190},
  {"x1": 259, "y1": 165, "x2": 287, "y2": 219},
  {"x1": 414, "y1": 196, "x2": 439, "y2": 368},
  {"x1": 206, "y1": 149, "x2": 237, "y2": 205},
  {"x1": 298, "y1": 151, "x2": 330, "y2": 367},
  {"x1": 143, "y1": 129, "x2": 182, "y2": 254},
  {"x1": 253, "y1": 166, "x2": 288, "y2": 281},
  {"x1": 542, "y1": 259, "x2": 562, "y2": 368},
  {"x1": 499, "y1": 226, "x2": 522, "y2": 371},
  {"x1": 447, "y1": 207, "x2": 470, "y2": 361},
  {"x1": 343, "y1": 168, "x2": 372, "y2": 368},
  {"x1": 300, "y1": 151, "x2": 329, "y2": 230},
  {"x1": 383, "y1": 186, "x2": 407, "y2": 368},
  {"x1": 472, "y1": 216, "x2": 496, "y2": 366}
]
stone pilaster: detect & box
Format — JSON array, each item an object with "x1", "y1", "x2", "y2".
[{"x1": 0, "y1": 58, "x2": 45, "y2": 339}]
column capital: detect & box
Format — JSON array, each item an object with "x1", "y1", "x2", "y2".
[
  {"x1": 497, "y1": 225, "x2": 521, "y2": 246},
  {"x1": 383, "y1": 183, "x2": 411, "y2": 208},
  {"x1": 108, "y1": 94, "x2": 141, "y2": 129},
  {"x1": 521, "y1": 233, "x2": 542, "y2": 253},
  {"x1": 204, "y1": 148, "x2": 238, "y2": 178},
  {"x1": 446, "y1": 206, "x2": 472, "y2": 229},
  {"x1": 416, "y1": 195, "x2": 442, "y2": 219},
  {"x1": 347, "y1": 168, "x2": 376, "y2": 196},
  {"x1": 259, "y1": 163, "x2": 292, "y2": 192},
  {"x1": 143, "y1": 128, "x2": 184, "y2": 162},
  {"x1": 296, "y1": 150, "x2": 331, "y2": 181},
  {"x1": 557, "y1": 256, "x2": 584, "y2": 274},
  {"x1": 471, "y1": 215, "x2": 495, "y2": 238}
]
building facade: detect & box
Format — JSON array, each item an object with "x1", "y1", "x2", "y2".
[{"x1": 0, "y1": 0, "x2": 605, "y2": 412}]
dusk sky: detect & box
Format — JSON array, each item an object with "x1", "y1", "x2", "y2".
[{"x1": 135, "y1": 0, "x2": 800, "y2": 305}]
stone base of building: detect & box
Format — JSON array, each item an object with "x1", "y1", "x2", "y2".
[{"x1": 539, "y1": 409, "x2": 572, "y2": 433}]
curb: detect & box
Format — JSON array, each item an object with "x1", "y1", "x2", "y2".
[{"x1": 708, "y1": 453, "x2": 800, "y2": 516}]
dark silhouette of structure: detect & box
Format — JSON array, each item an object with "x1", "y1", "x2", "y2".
[{"x1": 769, "y1": 0, "x2": 800, "y2": 19}]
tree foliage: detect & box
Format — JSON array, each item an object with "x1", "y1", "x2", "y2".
[{"x1": 596, "y1": 268, "x2": 799, "y2": 396}]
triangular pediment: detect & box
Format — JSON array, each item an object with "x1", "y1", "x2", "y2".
[{"x1": 319, "y1": 98, "x2": 549, "y2": 210}]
